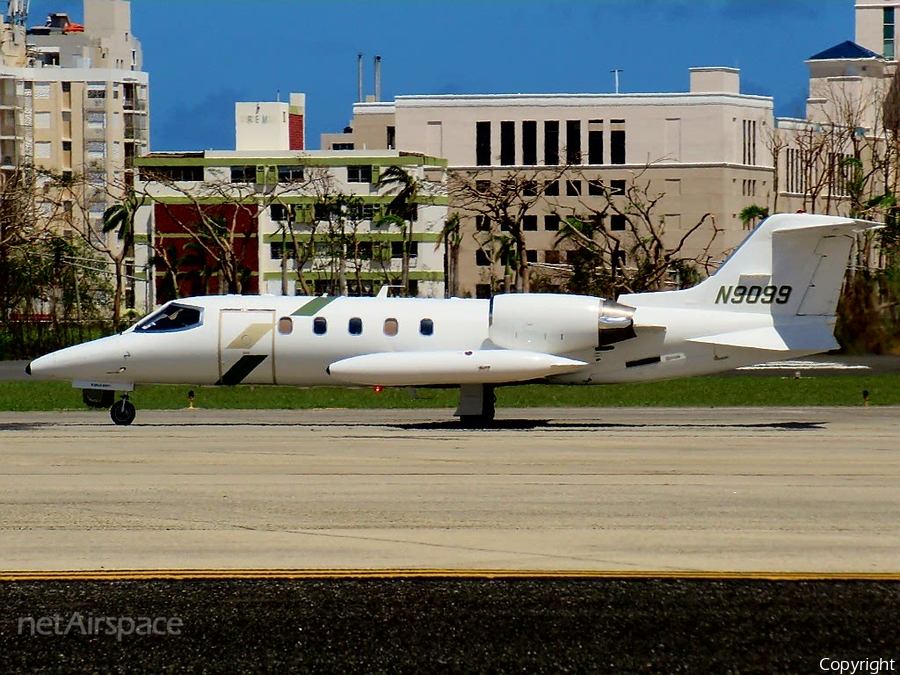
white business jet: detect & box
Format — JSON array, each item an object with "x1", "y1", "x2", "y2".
[{"x1": 26, "y1": 213, "x2": 877, "y2": 425}]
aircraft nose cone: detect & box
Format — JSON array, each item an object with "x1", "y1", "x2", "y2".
[{"x1": 25, "y1": 361, "x2": 32, "y2": 376}]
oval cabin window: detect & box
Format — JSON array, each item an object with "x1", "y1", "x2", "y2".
[{"x1": 383, "y1": 318, "x2": 399, "y2": 337}]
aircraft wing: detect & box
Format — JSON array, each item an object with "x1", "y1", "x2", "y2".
[
  {"x1": 327, "y1": 350, "x2": 589, "y2": 386},
  {"x1": 687, "y1": 323, "x2": 839, "y2": 352}
]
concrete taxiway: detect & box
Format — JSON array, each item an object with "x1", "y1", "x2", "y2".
[{"x1": 1, "y1": 407, "x2": 898, "y2": 573}]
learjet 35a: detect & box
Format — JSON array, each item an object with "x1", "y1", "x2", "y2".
[{"x1": 26, "y1": 213, "x2": 878, "y2": 425}]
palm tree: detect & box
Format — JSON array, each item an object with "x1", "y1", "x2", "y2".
[
  {"x1": 738, "y1": 204, "x2": 769, "y2": 231},
  {"x1": 102, "y1": 189, "x2": 146, "y2": 329},
  {"x1": 376, "y1": 165, "x2": 419, "y2": 295}
]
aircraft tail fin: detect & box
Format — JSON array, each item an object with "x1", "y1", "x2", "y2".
[{"x1": 621, "y1": 213, "x2": 881, "y2": 318}]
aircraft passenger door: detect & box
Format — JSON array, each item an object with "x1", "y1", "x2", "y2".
[{"x1": 217, "y1": 309, "x2": 276, "y2": 385}]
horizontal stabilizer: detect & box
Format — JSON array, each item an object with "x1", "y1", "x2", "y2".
[
  {"x1": 688, "y1": 323, "x2": 839, "y2": 352},
  {"x1": 327, "y1": 350, "x2": 588, "y2": 386}
]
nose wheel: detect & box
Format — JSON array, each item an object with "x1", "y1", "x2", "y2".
[{"x1": 110, "y1": 395, "x2": 136, "y2": 426}]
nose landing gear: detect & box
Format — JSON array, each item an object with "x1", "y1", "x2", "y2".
[{"x1": 110, "y1": 394, "x2": 136, "y2": 426}]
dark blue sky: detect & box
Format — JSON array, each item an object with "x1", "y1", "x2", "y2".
[{"x1": 28, "y1": 0, "x2": 855, "y2": 152}]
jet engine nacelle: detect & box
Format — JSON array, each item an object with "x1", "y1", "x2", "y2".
[{"x1": 488, "y1": 294, "x2": 636, "y2": 354}]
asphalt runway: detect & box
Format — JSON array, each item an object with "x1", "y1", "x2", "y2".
[
  {"x1": 3, "y1": 576, "x2": 898, "y2": 673},
  {"x1": 3, "y1": 406, "x2": 899, "y2": 672},
  {"x1": 1, "y1": 406, "x2": 898, "y2": 573}
]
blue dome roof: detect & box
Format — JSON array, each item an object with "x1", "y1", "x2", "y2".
[{"x1": 809, "y1": 40, "x2": 884, "y2": 61}]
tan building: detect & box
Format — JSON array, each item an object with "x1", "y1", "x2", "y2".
[
  {"x1": 325, "y1": 67, "x2": 774, "y2": 297},
  {"x1": 0, "y1": 0, "x2": 150, "y2": 308},
  {"x1": 856, "y1": 0, "x2": 900, "y2": 59}
]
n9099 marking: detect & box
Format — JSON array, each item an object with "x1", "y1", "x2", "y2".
[{"x1": 715, "y1": 285, "x2": 792, "y2": 305}]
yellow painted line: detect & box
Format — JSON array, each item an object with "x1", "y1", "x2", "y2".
[{"x1": 3, "y1": 570, "x2": 900, "y2": 582}]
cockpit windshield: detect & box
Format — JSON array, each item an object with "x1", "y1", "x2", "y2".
[{"x1": 134, "y1": 303, "x2": 203, "y2": 333}]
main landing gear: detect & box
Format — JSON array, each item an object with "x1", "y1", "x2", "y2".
[
  {"x1": 455, "y1": 384, "x2": 496, "y2": 428},
  {"x1": 110, "y1": 394, "x2": 136, "y2": 426}
]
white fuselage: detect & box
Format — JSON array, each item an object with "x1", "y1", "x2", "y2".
[{"x1": 26, "y1": 293, "x2": 824, "y2": 392}]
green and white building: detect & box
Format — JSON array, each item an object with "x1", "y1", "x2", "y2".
[{"x1": 133, "y1": 150, "x2": 449, "y2": 305}]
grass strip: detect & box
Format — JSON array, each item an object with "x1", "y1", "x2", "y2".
[{"x1": 1, "y1": 374, "x2": 897, "y2": 411}]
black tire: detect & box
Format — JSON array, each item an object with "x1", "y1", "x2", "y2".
[{"x1": 110, "y1": 399, "x2": 136, "y2": 426}]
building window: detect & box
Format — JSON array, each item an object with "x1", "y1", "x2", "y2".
[
  {"x1": 500, "y1": 121, "x2": 515, "y2": 165},
  {"x1": 522, "y1": 120, "x2": 537, "y2": 165},
  {"x1": 588, "y1": 120, "x2": 603, "y2": 165},
  {"x1": 62, "y1": 82, "x2": 70, "y2": 93},
  {"x1": 332, "y1": 142, "x2": 354, "y2": 150},
  {"x1": 742, "y1": 120, "x2": 757, "y2": 165},
  {"x1": 588, "y1": 180, "x2": 604, "y2": 196},
  {"x1": 231, "y1": 166, "x2": 255, "y2": 183},
  {"x1": 544, "y1": 180, "x2": 559, "y2": 196},
  {"x1": 387, "y1": 125, "x2": 396, "y2": 150},
  {"x1": 144, "y1": 165, "x2": 203, "y2": 182},
  {"x1": 544, "y1": 215, "x2": 560, "y2": 231},
  {"x1": 278, "y1": 317, "x2": 293, "y2": 335},
  {"x1": 523, "y1": 215, "x2": 538, "y2": 231},
  {"x1": 87, "y1": 84, "x2": 106, "y2": 99},
  {"x1": 545, "y1": 250, "x2": 561, "y2": 264},
  {"x1": 476, "y1": 249, "x2": 491, "y2": 266},
  {"x1": 476, "y1": 215, "x2": 491, "y2": 231},
  {"x1": 348, "y1": 317, "x2": 363, "y2": 335},
  {"x1": 86, "y1": 141, "x2": 105, "y2": 158},
  {"x1": 62, "y1": 140, "x2": 72, "y2": 152},
  {"x1": 566, "y1": 120, "x2": 581, "y2": 165},
  {"x1": 383, "y1": 318, "x2": 399, "y2": 337},
  {"x1": 270, "y1": 243, "x2": 295, "y2": 260},
  {"x1": 526, "y1": 250, "x2": 538, "y2": 263},
  {"x1": 476, "y1": 121, "x2": 491, "y2": 166},
  {"x1": 523, "y1": 180, "x2": 537, "y2": 197},
  {"x1": 391, "y1": 241, "x2": 418, "y2": 258},
  {"x1": 566, "y1": 180, "x2": 582, "y2": 196},
  {"x1": 271, "y1": 204, "x2": 289, "y2": 221},
  {"x1": 544, "y1": 121, "x2": 559, "y2": 165},
  {"x1": 610, "y1": 179, "x2": 626, "y2": 195},
  {"x1": 420, "y1": 318, "x2": 434, "y2": 336},
  {"x1": 313, "y1": 317, "x2": 327, "y2": 335},
  {"x1": 87, "y1": 112, "x2": 105, "y2": 129},
  {"x1": 347, "y1": 165, "x2": 373, "y2": 183},
  {"x1": 611, "y1": 215, "x2": 626, "y2": 231},
  {"x1": 742, "y1": 179, "x2": 757, "y2": 197},
  {"x1": 277, "y1": 166, "x2": 304, "y2": 182},
  {"x1": 886, "y1": 7, "x2": 895, "y2": 59},
  {"x1": 611, "y1": 119, "x2": 626, "y2": 164}
]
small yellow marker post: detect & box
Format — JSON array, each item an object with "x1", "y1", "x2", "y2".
[
  {"x1": 188, "y1": 389, "x2": 195, "y2": 409},
  {"x1": 863, "y1": 389, "x2": 870, "y2": 407}
]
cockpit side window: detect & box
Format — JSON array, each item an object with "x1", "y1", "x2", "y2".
[{"x1": 135, "y1": 304, "x2": 203, "y2": 333}]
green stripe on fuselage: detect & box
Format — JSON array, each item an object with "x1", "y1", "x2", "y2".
[
  {"x1": 217, "y1": 354, "x2": 269, "y2": 386},
  {"x1": 292, "y1": 296, "x2": 337, "y2": 316}
]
